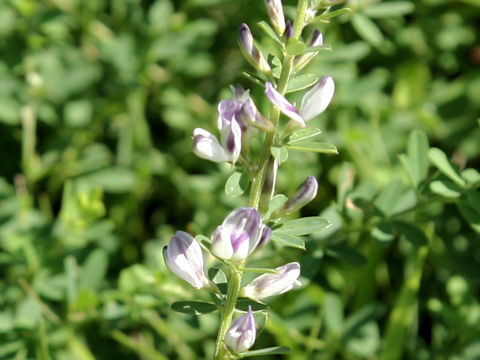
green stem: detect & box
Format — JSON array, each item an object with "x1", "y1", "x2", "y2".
[
  {"x1": 248, "y1": 0, "x2": 309, "y2": 210},
  {"x1": 215, "y1": 268, "x2": 242, "y2": 360}
]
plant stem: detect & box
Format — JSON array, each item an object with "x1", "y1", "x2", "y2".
[
  {"x1": 215, "y1": 268, "x2": 242, "y2": 360},
  {"x1": 248, "y1": 0, "x2": 309, "y2": 210}
]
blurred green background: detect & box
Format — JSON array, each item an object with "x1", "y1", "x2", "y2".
[{"x1": 0, "y1": 0, "x2": 479, "y2": 359}]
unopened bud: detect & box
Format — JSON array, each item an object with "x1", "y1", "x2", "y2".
[
  {"x1": 281, "y1": 176, "x2": 318, "y2": 214},
  {"x1": 238, "y1": 23, "x2": 271, "y2": 75},
  {"x1": 266, "y1": 0, "x2": 286, "y2": 35},
  {"x1": 284, "y1": 20, "x2": 294, "y2": 39},
  {"x1": 225, "y1": 306, "x2": 256, "y2": 353}
]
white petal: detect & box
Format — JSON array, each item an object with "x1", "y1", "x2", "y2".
[
  {"x1": 299, "y1": 76, "x2": 335, "y2": 121},
  {"x1": 193, "y1": 128, "x2": 230, "y2": 163},
  {"x1": 265, "y1": 82, "x2": 305, "y2": 126}
]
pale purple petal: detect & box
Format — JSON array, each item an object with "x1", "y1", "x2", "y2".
[
  {"x1": 265, "y1": 82, "x2": 305, "y2": 126},
  {"x1": 283, "y1": 176, "x2": 318, "y2": 214},
  {"x1": 225, "y1": 306, "x2": 256, "y2": 353}
]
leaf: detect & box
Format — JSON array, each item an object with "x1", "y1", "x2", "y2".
[
  {"x1": 430, "y1": 180, "x2": 462, "y2": 199},
  {"x1": 286, "y1": 74, "x2": 318, "y2": 94},
  {"x1": 235, "y1": 299, "x2": 269, "y2": 312},
  {"x1": 274, "y1": 216, "x2": 330, "y2": 235},
  {"x1": 324, "y1": 293, "x2": 344, "y2": 335},
  {"x1": 462, "y1": 168, "x2": 480, "y2": 185},
  {"x1": 78, "y1": 167, "x2": 136, "y2": 193},
  {"x1": 79, "y1": 249, "x2": 108, "y2": 291},
  {"x1": 208, "y1": 267, "x2": 227, "y2": 285},
  {"x1": 271, "y1": 146, "x2": 288, "y2": 164},
  {"x1": 304, "y1": 44, "x2": 332, "y2": 52},
  {"x1": 264, "y1": 194, "x2": 288, "y2": 219},
  {"x1": 286, "y1": 127, "x2": 322, "y2": 144},
  {"x1": 457, "y1": 201, "x2": 480, "y2": 234},
  {"x1": 399, "y1": 130, "x2": 429, "y2": 187},
  {"x1": 285, "y1": 141, "x2": 338, "y2": 154},
  {"x1": 373, "y1": 178, "x2": 404, "y2": 217},
  {"x1": 351, "y1": 13, "x2": 384, "y2": 46},
  {"x1": 326, "y1": 244, "x2": 367, "y2": 266},
  {"x1": 257, "y1": 20, "x2": 282, "y2": 45},
  {"x1": 313, "y1": 8, "x2": 352, "y2": 22},
  {"x1": 393, "y1": 221, "x2": 427, "y2": 246},
  {"x1": 171, "y1": 301, "x2": 217, "y2": 315},
  {"x1": 371, "y1": 222, "x2": 394, "y2": 244},
  {"x1": 271, "y1": 232, "x2": 306, "y2": 249},
  {"x1": 428, "y1": 148, "x2": 466, "y2": 187},
  {"x1": 364, "y1": 2, "x2": 415, "y2": 18},
  {"x1": 225, "y1": 171, "x2": 245, "y2": 197},
  {"x1": 238, "y1": 346, "x2": 290, "y2": 357},
  {"x1": 285, "y1": 39, "x2": 307, "y2": 55}
]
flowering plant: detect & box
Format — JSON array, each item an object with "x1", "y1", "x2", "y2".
[{"x1": 163, "y1": 0, "x2": 345, "y2": 358}]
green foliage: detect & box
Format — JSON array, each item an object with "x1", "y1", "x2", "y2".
[{"x1": 0, "y1": 0, "x2": 479, "y2": 359}]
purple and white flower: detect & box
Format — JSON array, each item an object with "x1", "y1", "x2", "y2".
[
  {"x1": 265, "y1": 82, "x2": 305, "y2": 126},
  {"x1": 240, "y1": 262, "x2": 301, "y2": 300},
  {"x1": 225, "y1": 306, "x2": 256, "y2": 353},
  {"x1": 163, "y1": 231, "x2": 210, "y2": 289},
  {"x1": 211, "y1": 207, "x2": 271, "y2": 262},
  {"x1": 281, "y1": 176, "x2": 318, "y2": 214},
  {"x1": 299, "y1": 76, "x2": 335, "y2": 121}
]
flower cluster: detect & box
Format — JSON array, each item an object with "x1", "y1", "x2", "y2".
[{"x1": 165, "y1": 0, "x2": 339, "y2": 356}]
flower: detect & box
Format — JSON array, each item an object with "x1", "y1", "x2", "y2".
[
  {"x1": 299, "y1": 76, "x2": 335, "y2": 121},
  {"x1": 281, "y1": 176, "x2": 318, "y2": 214},
  {"x1": 265, "y1": 0, "x2": 285, "y2": 35},
  {"x1": 163, "y1": 231, "x2": 210, "y2": 289},
  {"x1": 238, "y1": 23, "x2": 271, "y2": 75},
  {"x1": 264, "y1": 82, "x2": 305, "y2": 126},
  {"x1": 240, "y1": 262, "x2": 301, "y2": 300},
  {"x1": 225, "y1": 306, "x2": 256, "y2": 353},
  {"x1": 211, "y1": 207, "x2": 271, "y2": 262}
]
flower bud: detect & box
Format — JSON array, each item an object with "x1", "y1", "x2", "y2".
[
  {"x1": 265, "y1": 0, "x2": 286, "y2": 35},
  {"x1": 259, "y1": 157, "x2": 278, "y2": 213},
  {"x1": 225, "y1": 306, "x2": 256, "y2": 353},
  {"x1": 211, "y1": 207, "x2": 271, "y2": 262},
  {"x1": 281, "y1": 176, "x2": 318, "y2": 214},
  {"x1": 163, "y1": 231, "x2": 210, "y2": 289},
  {"x1": 240, "y1": 262, "x2": 301, "y2": 300},
  {"x1": 294, "y1": 30, "x2": 323, "y2": 71},
  {"x1": 264, "y1": 82, "x2": 305, "y2": 126},
  {"x1": 238, "y1": 23, "x2": 271, "y2": 75},
  {"x1": 299, "y1": 76, "x2": 335, "y2": 121},
  {"x1": 284, "y1": 20, "x2": 294, "y2": 39}
]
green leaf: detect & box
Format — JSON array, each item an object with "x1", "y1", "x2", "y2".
[
  {"x1": 304, "y1": 44, "x2": 332, "y2": 52},
  {"x1": 274, "y1": 216, "x2": 330, "y2": 235},
  {"x1": 286, "y1": 127, "x2": 322, "y2": 144},
  {"x1": 399, "y1": 130, "x2": 429, "y2": 187},
  {"x1": 271, "y1": 232, "x2": 306, "y2": 249},
  {"x1": 285, "y1": 39, "x2": 307, "y2": 55},
  {"x1": 225, "y1": 171, "x2": 246, "y2": 197},
  {"x1": 208, "y1": 267, "x2": 227, "y2": 285},
  {"x1": 364, "y1": 2, "x2": 415, "y2": 18},
  {"x1": 285, "y1": 141, "x2": 338, "y2": 154},
  {"x1": 351, "y1": 13, "x2": 384, "y2": 46},
  {"x1": 313, "y1": 8, "x2": 352, "y2": 22},
  {"x1": 326, "y1": 244, "x2": 367, "y2": 266},
  {"x1": 264, "y1": 194, "x2": 288, "y2": 219},
  {"x1": 430, "y1": 180, "x2": 462, "y2": 199},
  {"x1": 78, "y1": 167, "x2": 136, "y2": 193},
  {"x1": 393, "y1": 222, "x2": 427, "y2": 246},
  {"x1": 457, "y1": 201, "x2": 480, "y2": 234},
  {"x1": 466, "y1": 190, "x2": 480, "y2": 216},
  {"x1": 271, "y1": 146, "x2": 288, "y2": 164},
  {"x1": 171, "y1": 301, "x2": 217, "y2": 315},
  {"x1": 324, "y1": 293, "x2": 344, "y2": 335},
  {"x1": 428, "y1": 148, "x2": 466, "y2": 187},
  {"x1": 238, "y1": 346, "x2": 290, "y2": 357},
  {"x1": 235, "y1": 299, "x2": 269, "y2": 312},
  {"x1": 374, "y1": 178, "x2": 404, "y2": 217},
  {"x1": 79, "y1": 249, "x2": 108, "y2": 291},
  {"x1": 462, "y1": 168, "x2": 480, "y2": 185},
  {"x1": 257, "y1": 20, "x2": 282, "y2": 45},
  {"x1": 371, "y1": 222, "x2": 394, "y2": 244},
  {"x1": 286, "y1": 73, "x2": 318, "y2": 93}
]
